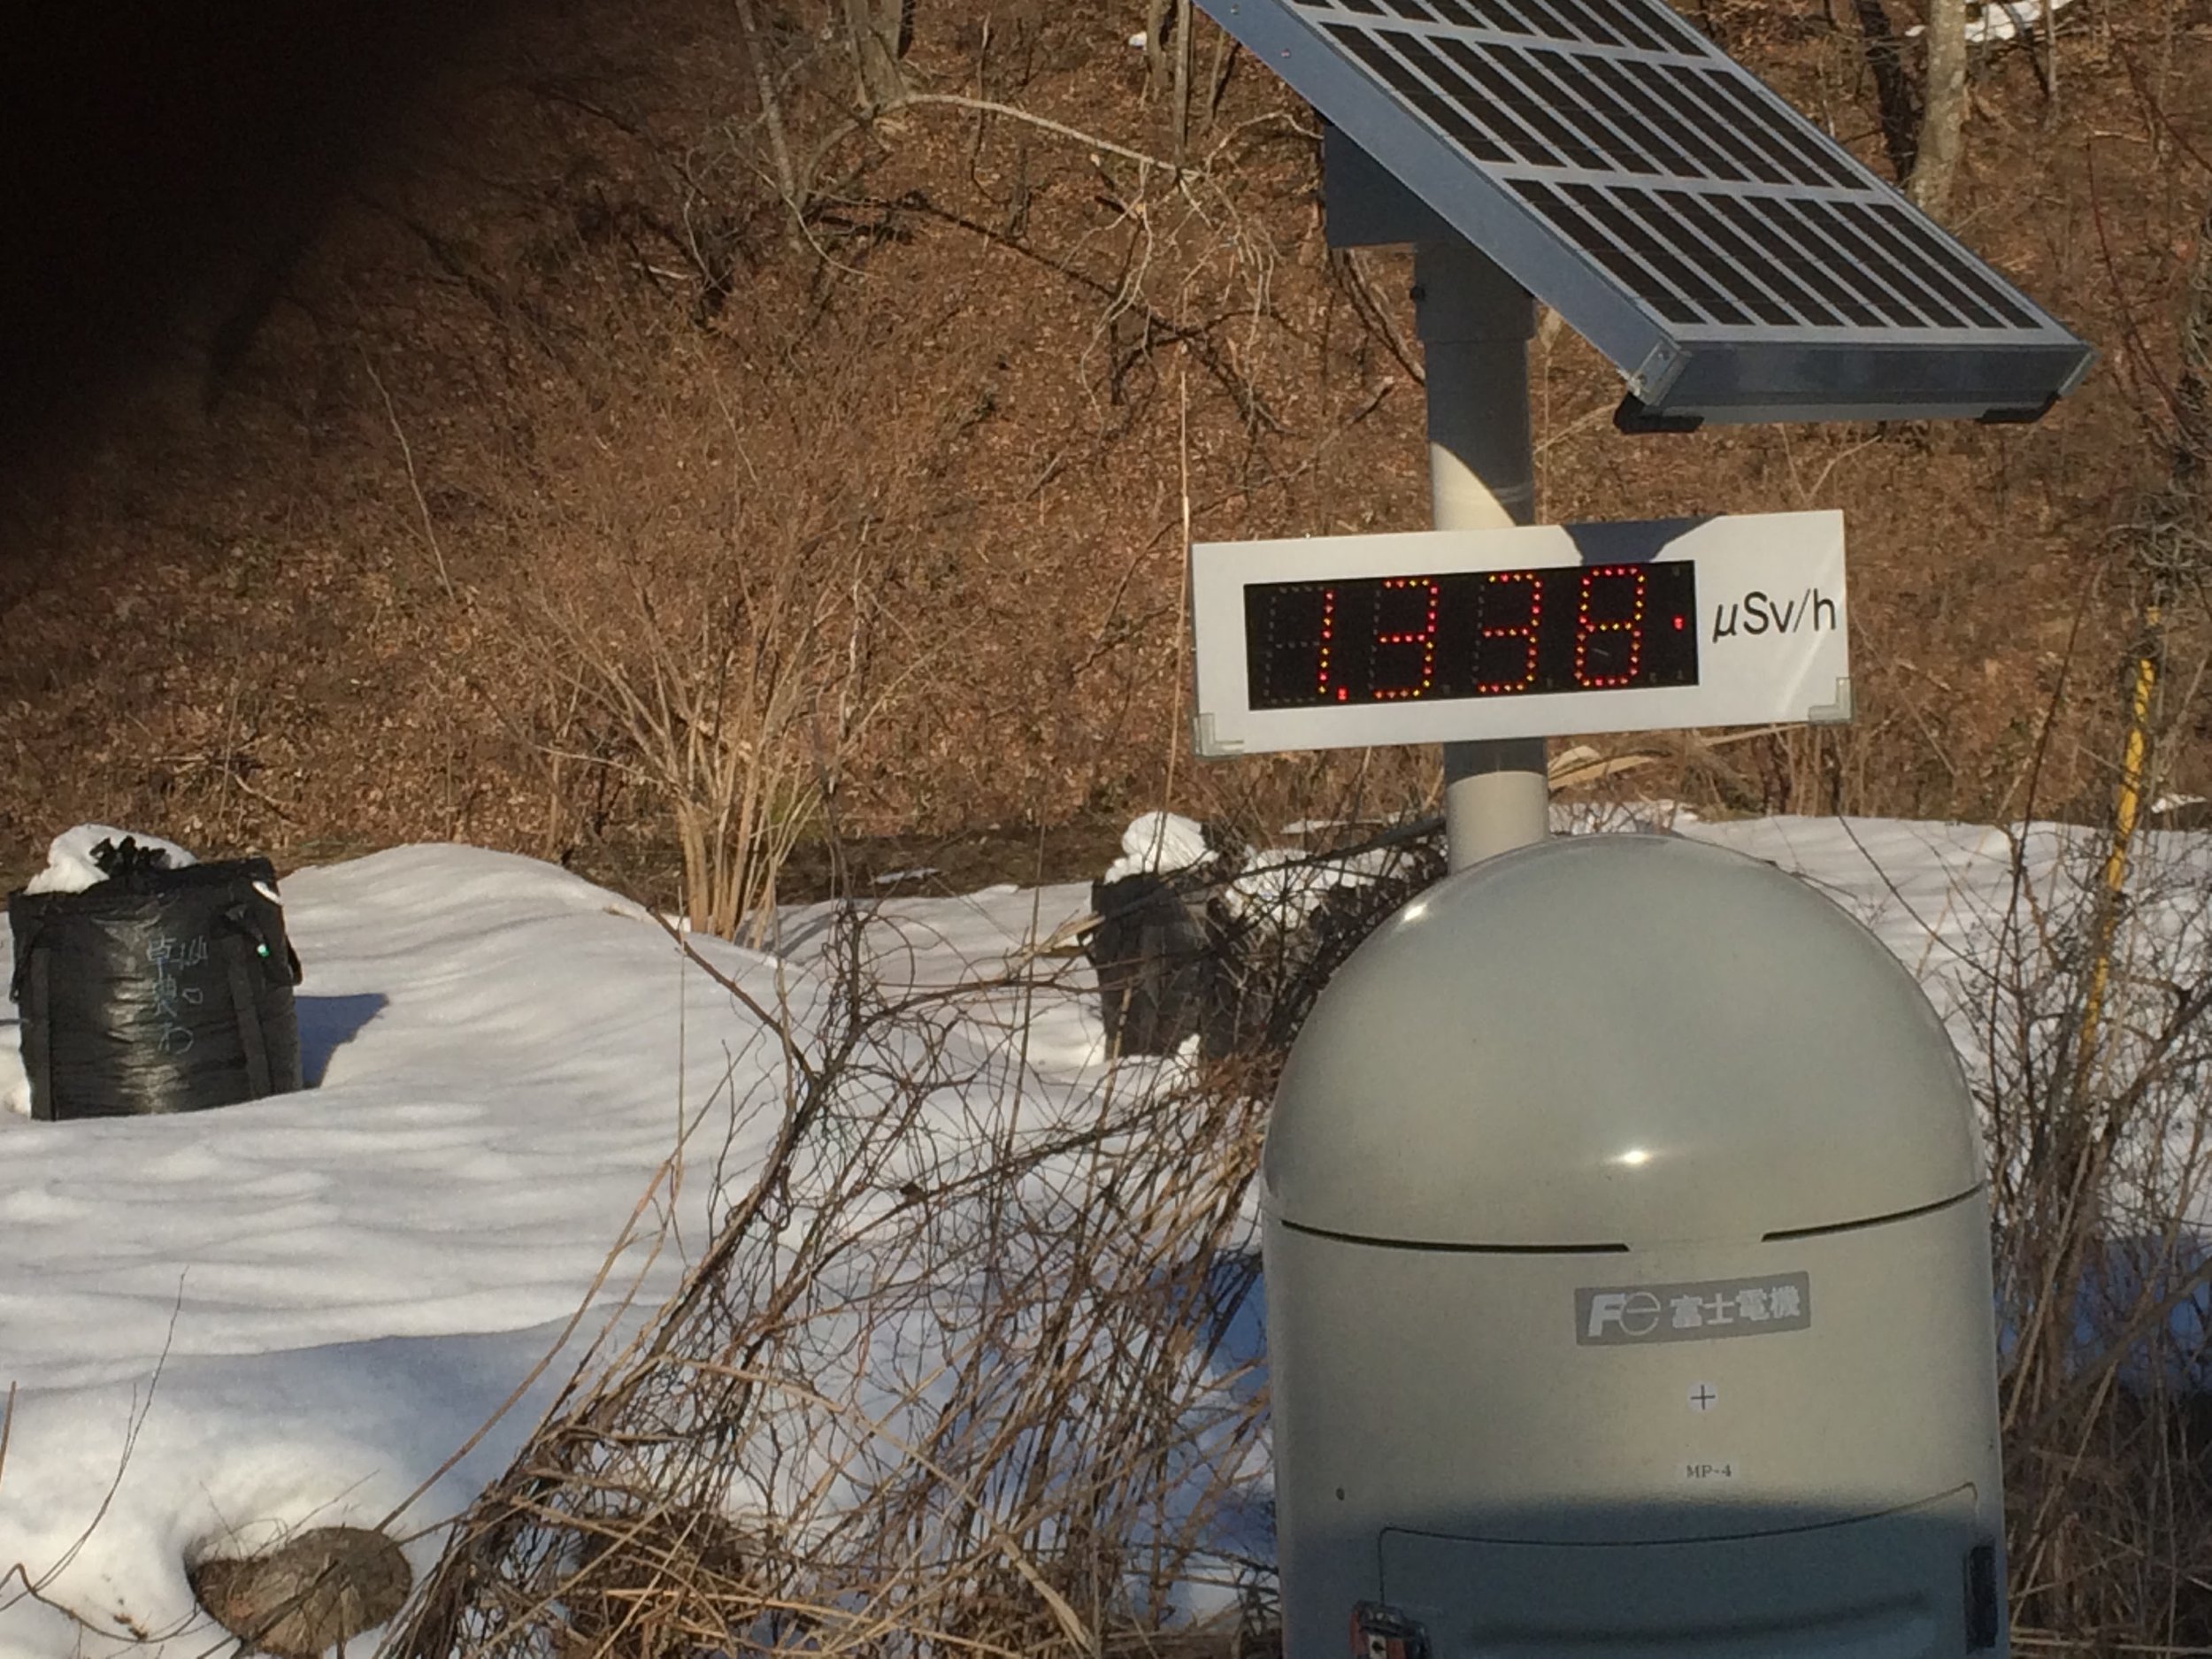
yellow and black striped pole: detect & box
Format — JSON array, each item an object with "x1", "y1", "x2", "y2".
[{"x1": 2076, "y1": 592, "x2": 2165, "y2": 1098}]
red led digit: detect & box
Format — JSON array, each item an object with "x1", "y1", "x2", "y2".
[
  {"x1": 1477, "y1": 571, "x2": 1541, "y2": 693},
  {"x1": 1371, "y1": 577, "x2": 1440, "y2": 701},
  {"x1": 1316, "y1": 587, "x2": 1343, "y2": 703},
  {"x1": 1574, "y1": 565, "x2": 1647, "y2": 688}
]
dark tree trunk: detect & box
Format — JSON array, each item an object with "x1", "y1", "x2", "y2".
[{"x1": 1852, "y1": 0, "x2": 1921, "y2": 184}]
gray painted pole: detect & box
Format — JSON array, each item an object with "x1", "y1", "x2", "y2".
[{"x1": 1412, "y1": 238, "x2": 1547, "y2": 871}]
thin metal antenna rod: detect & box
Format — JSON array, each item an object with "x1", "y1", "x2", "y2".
[{"x1": 1414, "y1": 238, "x2": 1547, "y2": 870}]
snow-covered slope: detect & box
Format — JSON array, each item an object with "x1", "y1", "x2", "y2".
[
  {"x1": 0, "y1": 846, "x2": 1112, "y2": 1659},
  {"x1": 0, "y1": 817, "x2": 2194, "y2": 1659}
]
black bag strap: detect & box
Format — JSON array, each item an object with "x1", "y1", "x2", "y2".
[
  {"x1": 23, "y1": 947, "x2": 52, "y2": 1121},
  {"x1": 219, "y1": 901, "x2": 300, "y2": 987},
  {"x1": 8, "y1": 918, "x2": 36, "y2": 1007},
  {"x1": 219, "y1": 927, "x2": 274, "y2": 1099}
]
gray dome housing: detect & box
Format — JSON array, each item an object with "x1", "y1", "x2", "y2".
[{"x1": 1265, "y1": 833, "x2": 1981, "y2": 1248}]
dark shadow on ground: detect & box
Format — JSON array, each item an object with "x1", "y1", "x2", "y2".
[{"x1": 296, "y1": 992, "x2": 388, "y2": 1086}]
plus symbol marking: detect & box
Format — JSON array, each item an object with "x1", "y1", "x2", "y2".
[{"x1": 1688, "y1": 1383, "x2": 1719, "y2": 1412}]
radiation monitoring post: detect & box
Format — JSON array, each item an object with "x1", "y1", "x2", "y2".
[{"x1": 1187, "y1": 511, "x2": 1847, "y2": 755}]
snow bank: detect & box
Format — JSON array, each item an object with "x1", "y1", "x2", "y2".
[
  {"x1": 0, "y1": 850, "x2": 823, "y2": 1657},
  {"x1": 4, "y1": 814, "x2": 2209, "y2": 1659},
  {"x1": 0, "y1": 846, "x2": 1114, "y2": 1659},
  {"x1": 1, "y1": 1022, "x2": 23, "y2": 1118}
]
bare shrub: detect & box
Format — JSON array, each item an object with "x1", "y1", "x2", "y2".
[
  {"x1": 1949, "y1": 467, "x2": 2212, "y2": 1645},
  {"x1": 509, "y1": 337, "x2": 927, "y2": 945},
  {"x1": 384, "y1": 907, "x2": 1271, "y2": 1659},
  {"x1": 1971, "y1": 172, "x2": 2212, "y2": 1646},
  {"x1": 1940, "y1": 815, "x2": 2212, "y2": 1649}
]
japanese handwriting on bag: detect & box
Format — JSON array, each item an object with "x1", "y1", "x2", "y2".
[{"x1": 147, "y1": 933, "x2": 209, "y2": 1056}]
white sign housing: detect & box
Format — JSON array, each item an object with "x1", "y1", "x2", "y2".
[{"x1": 1189, "y1": 512, "x2": 1848, "y2": 757}]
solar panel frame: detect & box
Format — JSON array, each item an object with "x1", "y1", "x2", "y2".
[{"x1": 1204, "y1": 0, "x2": 2093, "y2": 422}]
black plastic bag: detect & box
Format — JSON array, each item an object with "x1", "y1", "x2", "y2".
[
  {"x1": 8, "y1": 854, "x2": 303, "y2": 1120},
  {"x1": 1088, "y1": 873, "x2": 1215, "y2": 1058}
]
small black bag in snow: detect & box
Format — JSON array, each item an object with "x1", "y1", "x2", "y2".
[
  {"x1": 1088, "y1": 873, "x2": 1213, "y2": 1057},
  {"x1": 8, "y1": 851, "x2": 303, "y2": 1120}
]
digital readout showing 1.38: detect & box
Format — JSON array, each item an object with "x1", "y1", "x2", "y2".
[{"x1": 1242, "y1": 560, "x2": 1700, "y2": 711}]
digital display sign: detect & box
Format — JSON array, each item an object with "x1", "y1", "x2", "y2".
[
  {"x1": 1187, "y1": 515, "x2": 1849, "y2": 757},
  {"x1": 1243, "y1": 561, "x2": 1698, "y2": 711}
]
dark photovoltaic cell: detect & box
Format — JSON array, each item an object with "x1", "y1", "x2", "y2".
[{"x1": 1196, "y1": 0, "x2": 2091, "y2": 422}]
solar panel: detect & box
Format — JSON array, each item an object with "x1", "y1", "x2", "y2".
[{"x1": 1200, "y1": 0, "x2": 2093, "y2": 425}]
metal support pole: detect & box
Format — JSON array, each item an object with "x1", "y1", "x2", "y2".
[{"x1": 1412, "y1": 238, "x2": 1546, "y2": 871}]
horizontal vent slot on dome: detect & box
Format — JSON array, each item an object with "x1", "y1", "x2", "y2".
[
  {"x1": 1281, "y1": 1219, "x2": 1631, "y2": 1253},
  {"x1": 1762, "y1": 1187, "x2": 1981, "y2": 1243}
]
